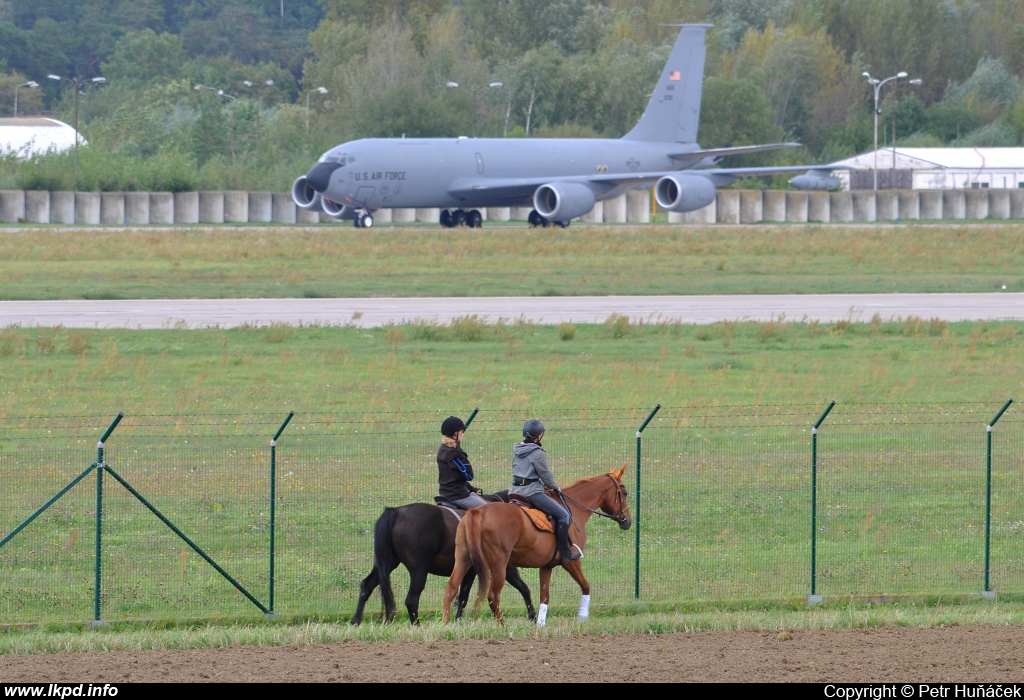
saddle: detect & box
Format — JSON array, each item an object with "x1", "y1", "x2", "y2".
[{"x1": 508, "y1": 493, "x2": 555, "y2": 534}]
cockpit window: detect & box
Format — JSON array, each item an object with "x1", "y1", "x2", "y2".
[{"x1": 318, "y1": 151, "x2": 349, "y2": 165}]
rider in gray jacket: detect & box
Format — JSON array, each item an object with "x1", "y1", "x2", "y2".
[{"x1": 509, "y1": 419, "x2": 582, "y2": 562}]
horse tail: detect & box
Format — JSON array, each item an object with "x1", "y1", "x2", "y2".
[
  {"x1": 463, "y1": 508, "x2": 491, "y2": 612},
  {"x1": 373, "y1": 507, "x2": 399, "y2": 618}
]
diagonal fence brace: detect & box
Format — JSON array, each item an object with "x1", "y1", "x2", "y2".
[{"x1": 103, "y1": 464, "x2": 269, "y2": 614}]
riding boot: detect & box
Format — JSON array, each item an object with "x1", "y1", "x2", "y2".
[{"x1": 556, "y1": 521, "x2": 582, "y2": 562}]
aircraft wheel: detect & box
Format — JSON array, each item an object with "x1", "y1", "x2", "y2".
[
  {"x1": 555, "y1": 220, "x2": 569, "y2": 228},
  {"x1": 528, "y1": 210, "x2": 544, "y2": 227},
  {"x1": 467, "y1": 210, "x2": 483, "y2": 228},
  {"x1": 440, "y1": 209, "x2": 454, "y2": 228},
  {"x1": 453, "y1": 209, "x2": 467, "y2": 227},
  {"x1": 359, "y1": 212, "x2": 373, "y2": 228}
]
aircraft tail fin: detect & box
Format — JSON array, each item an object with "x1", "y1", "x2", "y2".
[{"x1": 622, "y1": 24, "x2": 711, "y2": 144}]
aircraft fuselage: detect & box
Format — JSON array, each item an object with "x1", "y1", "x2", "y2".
[{"x1": 314, "y1": 137, "x2": 693, "y2": 210}]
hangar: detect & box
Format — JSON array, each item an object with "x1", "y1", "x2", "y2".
[
  {"x1": 0, "y1": 117, "x2": 82, "y2": 158},
  {"x1": 832, "y1": 147, "x2": 1024, "y2": 190}
]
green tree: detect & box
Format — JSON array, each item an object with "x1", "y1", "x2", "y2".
[{"x1": 697, "y1": 76, "x2": 783, "y2": 164}]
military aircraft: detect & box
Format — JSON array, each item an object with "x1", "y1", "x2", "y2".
[{"x1": 292, "y1": 24, "x2": 840, "y2": 229}]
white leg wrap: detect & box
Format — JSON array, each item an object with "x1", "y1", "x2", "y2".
[
  {"x1": 536, "y1": 603, "x2": 548, "y2": 627},
  {"x1": 578, "y1": 594, "x2": 590, "y2": 619}
]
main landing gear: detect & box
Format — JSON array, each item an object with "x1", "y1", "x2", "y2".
[
  {"x1": 528, "y1": 210, "x2": 569, "y2": 228},
  {"x1": 440, "y1": 208, "x2": 483, "y2": 228},
  {"x1": 353, "y1": 210, "x2": 374, "y2": 228}
]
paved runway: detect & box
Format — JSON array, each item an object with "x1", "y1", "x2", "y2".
[{"x1": 0, "y1": 293, "x2": 1021, "y2": 328}]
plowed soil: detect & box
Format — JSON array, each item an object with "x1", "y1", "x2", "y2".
[{"x1": 2, "y1": 625, "x2": 1023, "y2": 682}]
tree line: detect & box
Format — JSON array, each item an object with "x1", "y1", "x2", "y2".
[{"x1": 2, "y1": 0, "x2": 1023, "y2": 191}]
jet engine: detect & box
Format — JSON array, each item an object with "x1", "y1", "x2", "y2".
[
  {"x1": 654, "y1": 174, "x2": 717, "y2": 212},
  {"x1": 533, "y1": 182, "x2": 596, "y2": 222},
  {"x1": 321, "y1": 196, "x2": 355, "y2": 220},
  {"x1": 789, "y1": 170, "x2": 840, "y2": 191},
  {"x1": 291, "y1": 176, "x2": 321, "y2": 210}
]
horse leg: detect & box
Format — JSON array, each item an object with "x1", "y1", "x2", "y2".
[
  {"x1": 455, "y1": 570, "x2": 477, "y2": 620},
  {"x1": 561, "y1": 560, "x2": 592, "y2": 619},
  {"x1": 487, "y1": 565, "x2": 507, "y2": 626},
  {"x1": 404, "y1": 566, "x2": 429, "y2": 626},
  {"x1": 504, "y1": 566, "x2": 536, "y2": 622},
  {"x1": 535, "y1": 567, "x2": 553, "y2": 627},
  {"x1": 351, "y1": 567, "x2": 379, "y2": 626},
  {"x1": 442, "y1": 557, "x2": 471, "y2": 623}
]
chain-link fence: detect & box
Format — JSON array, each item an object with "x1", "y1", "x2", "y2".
[{"x1": 1, "y1": 402, "x2": 1021, "y2": 624}]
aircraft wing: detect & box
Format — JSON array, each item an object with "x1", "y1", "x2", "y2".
[{"x1": 447, "y1": 163, "x2": 847, "y2": 200}]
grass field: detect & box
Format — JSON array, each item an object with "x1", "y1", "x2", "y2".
[
  {"x1": 3, "y1": 223, "x2": 1024, "y2": 651},
  {"x1": 0, "y1": 223, "x2": 1022, "y2": 299}
]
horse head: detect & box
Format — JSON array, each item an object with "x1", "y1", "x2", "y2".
[{"x1": 603, "y1": 464, "x2": 632, "y2": 530}]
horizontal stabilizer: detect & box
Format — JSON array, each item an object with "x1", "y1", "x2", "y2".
[{"x1": 670, "y1": 143, "x2": 801, "y2": 162}]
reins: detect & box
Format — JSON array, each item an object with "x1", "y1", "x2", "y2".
[{"x1": 559, "y1": 475, "x2": 629, "y2": 524}]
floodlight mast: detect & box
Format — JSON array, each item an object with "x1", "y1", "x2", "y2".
[{"x1": 863, "y1": 71, "x2": 920, "y2": 190}]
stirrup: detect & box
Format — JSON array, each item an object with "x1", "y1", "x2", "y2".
[{"x1": 561, "y1": 544, "x2": 583, "y2": 562}]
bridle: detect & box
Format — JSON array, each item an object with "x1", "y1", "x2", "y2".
[{"x1": 559, "y1": 474, "x2": 630, "y2": 525}]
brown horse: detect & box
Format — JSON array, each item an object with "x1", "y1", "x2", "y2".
[{"x1": 441, "y1": 465, "x2": 630, "y2": 626}]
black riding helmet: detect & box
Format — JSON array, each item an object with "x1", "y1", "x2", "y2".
[
  {"x1": 441, "y1": 416, "x2": 466, "y2": 437},
  {"x1": 522, "y1": 419, "x2": 545, "y2": 439}
]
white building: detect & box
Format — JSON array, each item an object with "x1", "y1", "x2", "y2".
[
  {"x1": 832, "y1": 147, "x2": 1024, "y2": 190},
  {"x1": 0, "y1": 117, "x2": 83, "y2": 158}
]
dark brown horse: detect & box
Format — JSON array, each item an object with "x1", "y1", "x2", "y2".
[
  {"x1": 441, "y1": 465, "x2": 630, "y2": 626},
  {"x1": 352, "y1": 500, "x2": 536, "y2": 625}
]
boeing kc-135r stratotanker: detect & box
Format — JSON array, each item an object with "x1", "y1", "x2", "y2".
[{"x1": 292, "y1": 23, "x2": 841, "y2": 229}]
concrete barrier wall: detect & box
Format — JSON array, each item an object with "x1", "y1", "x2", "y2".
[
  {"x1": 6, "y1": 189, "x2": 1024, "y2": 226},
  {"x1": 75, "y1": 193, "x2": 100, "y2": 225},
  {"x1": 716, "y1": 191, "x2": 739, "y2": 224},
  {"x1": 898, "y1": 191, "x2": 919, "y2": 221},
  {"x1": 173, "y1": 192, "x2": 199, "y2": 224},
  {"x1": 807, "y1": 192, "x2": 830, "y2": 222},
  {"x1": 876, "y1": 191, "x2": 897, "y2": 221},
  {"x1": 125, "y1": 192, "x2": 149, "y2": 225},
  {"x1": 0, "y1": 190, "x2": 25, "y2": 222},
  {"x1": 603, "y1": 195, "x2": 626, "y2": 223},
  {"x1": 25, "y1": 191, "x2": 49, "y2": 223},
  {"x1": 224, "y1": 191, "x2": 248, "y2": 223},
  {"x1": 785, "y1": 192, "x2": 808, "y2": 223},
  {"x1": 199, "y1": 191, "x2": 224, "y2": 224},
  {"x1": 920, "y1": 190, "x2": 942, "y2": 220},
  {"x1": 100, "y1": 193, "x2": 125, "y2": 225},
  {"x1": 626, "y1": 189, "x2": 650, "y2": 223},
  {"x1": 248, "y1": 192, "x2": 272, "y2": 223},
  {"x1": 150, "y1": 193, "x2": 173, "y2": 224},
  {"x1": 271, "y1": 193, "x2": 296, "y2": 224},
  {"x1": 763, "y1": 191, "x2": 786, "y2": 222},
  {"x1": 739, "y1": 190, "x2": 762, "y2": 224}
]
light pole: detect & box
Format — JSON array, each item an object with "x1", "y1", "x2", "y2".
[
  {"x1": 863, "y1": 71, "x2": 920, "y2": 190},
  {"x1": 446, "y1": 81, "x2": 503, "y2": 138},
  {"x1": 47, "y1": 74, "x2": 106, "y2": 181},
  {"x1": 195, "y1": 85, "x2": 238, "y2": 162},
  {"x1": 242, "y1": 79, "x2": 273, "y2": 156},
  {"x1": 14, "y1": 81, "x2": 39, "y2": 117},
  {"x1": 305, "y1": 86, "x2": 328, "y2": 131}
]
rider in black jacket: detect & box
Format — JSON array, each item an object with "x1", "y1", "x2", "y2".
[{"x1": 437, "y1": 416, "x2": 487, "y2": 509}]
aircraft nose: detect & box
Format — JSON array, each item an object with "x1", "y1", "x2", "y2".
[{"x1": 306, "y1": 162, "x2": 342, "y2": 193}]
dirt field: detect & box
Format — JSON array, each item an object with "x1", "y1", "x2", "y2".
[{"x1": 2, "y1": 625, "x2": 1024, "y2": 682}]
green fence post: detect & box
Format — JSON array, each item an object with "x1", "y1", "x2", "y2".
[
  {"x1": 634, "y1": 404, "x2": 661, "y2": 600},
  {"x1": 984, "y1": 399, "x2": 1013, "y2": 599},
  {"x1": 93, "y1": 412, "x2": 124, "y2": 625},
  {"x1": 269, "y1": 411, "x2": 294, "y2": 617},
  {"x1": 809, "y1": 401, "x2": 835, "y2": 607}
]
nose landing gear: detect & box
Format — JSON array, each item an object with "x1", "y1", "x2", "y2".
[{"x1": 353, "y1": 210, "x2": 374, "y2": 228}]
